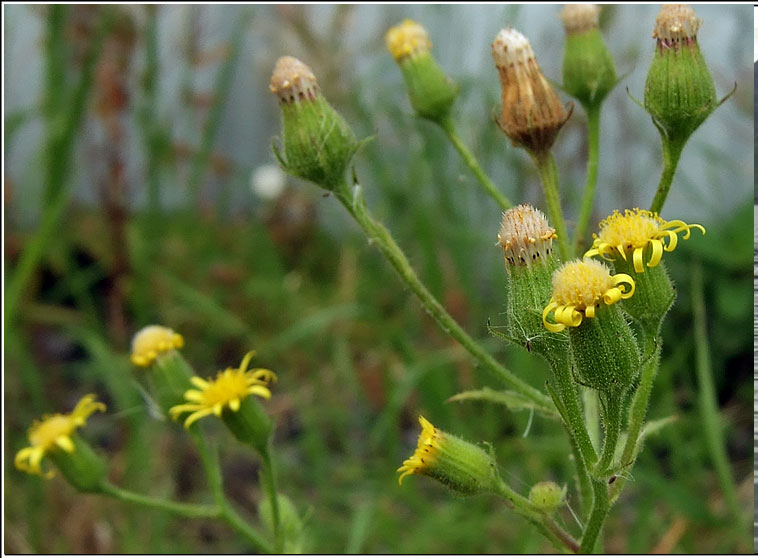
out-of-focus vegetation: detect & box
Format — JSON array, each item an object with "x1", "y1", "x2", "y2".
[{"x1": 3, "y1": 4, "x2": 752, "y2": 553}]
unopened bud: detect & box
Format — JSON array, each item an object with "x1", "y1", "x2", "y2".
[
  {"x1": 561, "y1": 5, "x2": 617, "y2": 108},
  {"x1": 644, "y1": 5, "x2": 717, "y2": 144},
  {"x1": 270, "y1": 56, "x2": 359, "y2": 190},
  {"x1": 386, "y1": 20, "x2": 459, "y2": 123},
  {"x1": 529, "y1": 481, "x2": 567, "y2": 514},
  {"x1": 492, "y1": 28, "x2": 571, "y2": 159}
]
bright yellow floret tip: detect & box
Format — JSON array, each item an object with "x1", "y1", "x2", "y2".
[
  {"x1": 15, "y1": 394, "x2": 106, "y2": 476},
  {"x1": 584, "y1": 208, "x2": 705, "y2": 273},
  {"x1": 131, "y1": 325, "x2": 184, "y2": 367},
  {"x1": 169, "y1": 351, "x2": 276, "y2": 429},
  {"x1": 386, "y1": 19, "x2": 432, "y2": 61},
  {"x1": 542, "y1": 259, "x2": 634, "y2": 332},
  {"x1": 397, "y1": 416, "x2": 441, "y2": 485}
]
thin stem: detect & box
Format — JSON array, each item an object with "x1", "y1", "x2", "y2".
[
  {"x1": 649, "y1": 137, "x2": 685, "y2": 215},
  {"x1": 331, "y1": 179, "x2": 554, "y2": 411},
  {"x1": 579, "y1": 479, "x2": 609, "y2": 553},
  {"x1": 100, "y1": 482, "x2": 220, "y2": 519},
  {"x1": 261, "y1": 441, "x2": 283, "y2": 553},
  {"x1": 190, "y1": 428, "x2": 273, "y2": 552},
  {"x1": 495, "y1": 479, "x2": 580, "y2": 553},
  {"x1": 439, "y1": 117, "x2": 512, "y2": 210},
  {"x1": 594, "y1": 395, "x2": 622, "y2": 478},
  {"x1": 567, "y1": 428, "x2": 593, "y2": 521},
  {"x1": 534, "y1": 153, "x2": 571, "y2": 261},
  {"x1": 690, "y1": 260, "x2": 741, "y2": 522},
  {"x1": 573, "y1": 105, "x2": 601, "y2": 255},
  {"x1": 611, "y1": 333, "x2": 660, "y2": 501}
]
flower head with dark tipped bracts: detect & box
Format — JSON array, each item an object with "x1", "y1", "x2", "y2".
[{"x1": 498, "y1": 203, "x2": 557, "y2": 269}]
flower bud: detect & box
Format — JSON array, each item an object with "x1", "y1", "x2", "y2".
[
  {"x1": 543, "y1": 259, "x2": 639, "y2": 397},
  {"x1": 131, "y1": 325, "x2": 194, "y2": 416},
  {"x1": 270, "y1": 56, "x2": 359, "y2": 190},
  {"x1": 560, "y1": 5, "x2": 617, "y2": 108},
  {"x1": 397, "y1": 416, "x2": 500, "y2": 496},
  {"x1": 492, "y1": 28, "x2": 571, "y2": 159},
  {"x1": 528, "y1": 481, "x2": 567, "y2": 514},
  {"x1": 644, "y1": 5, "x2": 717, "y2": 143},
  {"x1": 386, "y1": 19, "x2": 459, "y2": 123},
  {"x1": 585, "y1": 209, "x2": 704, "y2": 333},
  {"x1": 497, "y1": 204, "x2": 564, "y2": 358}
]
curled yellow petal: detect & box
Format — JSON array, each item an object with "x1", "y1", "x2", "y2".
[
  {"x1": 542, "y1": 301, "x2": 565, "y2": 332},
  {"x1": 632, "y1": 247, "x2": 644, "y2": 273},
  {"x1": 611, "y1": 273, "x2": 635, "y2": 299},
  {"x1": 648, "y1": 239, "x2": 663, "y2": 268}
]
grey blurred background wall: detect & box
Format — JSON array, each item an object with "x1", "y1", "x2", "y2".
[{"x1": 4, "y1": 4, "x2": 752, "y2": 226}]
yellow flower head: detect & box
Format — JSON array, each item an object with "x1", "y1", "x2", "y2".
[
  {"x1": 131, "y1": 325, "x2": 184, "y2": 367},
  {"x1": 169, "y1": 351, "x2": 276, "y2": 429},
  {"x1": 542, "y1": 259, "x2": 634, "y2": 332},
  {"x1": 584, "y1": 208, "x2": 705, "y2": 273},
  {"x1": 386, "y1": 19, "x2": 432, "y2": 61},
  {"x1": 397, "y1": 416, "x2": 440, "y2": 485},
  {"x1": 15, "y1": 394, "x2": 106, "y2": 476}
]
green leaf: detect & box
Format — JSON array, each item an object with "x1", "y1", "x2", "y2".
[{"x1": 447, "y1": 387, "x2": 555, "y2": 416}]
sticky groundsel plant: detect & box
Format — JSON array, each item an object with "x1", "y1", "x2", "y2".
[{"x1": 268, "y1": 4, "x2": 730, "y2": 553}]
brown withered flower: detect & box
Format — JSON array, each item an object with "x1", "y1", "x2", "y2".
[{"x1": 491, "y1": 28, "x2": 572, "y2": 159}]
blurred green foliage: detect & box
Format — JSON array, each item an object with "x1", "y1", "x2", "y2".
[{"x1": 3, "y1": 4, "x2": 752, "y2": 554}]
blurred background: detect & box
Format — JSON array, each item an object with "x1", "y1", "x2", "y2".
[{"x1": 4, "y1": 4, "x2": 753, "y2": 553}]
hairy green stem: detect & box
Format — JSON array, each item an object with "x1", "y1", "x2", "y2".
[
  {"x1": 100, "y1": 482, "x2": 220, "y2": 519},
  {"x1": 690, "y1": 260, "x2": 741, "y2": 522},
  {"x1": 331, "y1": 178, "x2": 553, "y2": 411},
  {"x1": 610, "y1": 333, "x2": 661, "y2": 502},
  {"x1": 579, "y1": 478, "x2": 609, "y2": 553},
  {"x1": 573, "y1": 105, "x2": 601, "y2": 254},
  {"x1": 439, "y1": 117, "x2": 512, "y2": 210},
  {"x1": 190, "y1": 428, "x2": 272, "y2": 552},
  {"x1": 534, "y1": 153, "x2": 571, "y2": 261},
  {"x1": 649, "y1": 136, "x2": 685, "y2": 215},
  {"x1": 261, "y1": 441, "x2": 283, "y2": 553},
  {"x1": 594, "y1": 395, "x2": 622, "y2": 478}
]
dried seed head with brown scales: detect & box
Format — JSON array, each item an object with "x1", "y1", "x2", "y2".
[
  {"x1": 491, "y1": 28, "x2": 571, "y2": 158},
  {"x1": 269, "y1": 56, "x2": 320, "y2": 104}
]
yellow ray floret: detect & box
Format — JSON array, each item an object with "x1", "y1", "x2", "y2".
[
  {"x1": 15, "y1": 394, "x2": 106, "y2": 476},
  {"x1": 131, "y1": 325, "x2": 184, "y2": 367},
  {"x1": 584, "y1": 208, "x2": 705, "y2": 273},
  {"x1": 169, "y1": 351, "x2": 276, "y2": 429},
  {"x1": 397, "y1": 416, "x2": 441, "y2": 485},
  {"x1": 542, "y1": 259, "x2": 634, "y2": 332}
]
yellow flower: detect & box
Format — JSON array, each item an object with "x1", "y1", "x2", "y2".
[
  {"x1": 584, "y1": 208, "x2": 705, "y2": 273},
  {"x1": 385, "y1": 19, "x2": 432, "y2": 61},
  {"x1": 397, "y1": 416, "x2": 440, "y2": 485},
  {"x1": 15, "y1": 394, "x2": 106, "y2": 476},
  {"x1": 542, "y1": 259, "x2": 634, "y2": 332},
  {"x1": 131, "y1": 325, "x2": 184, "y2": 367},
  {"x1": 169, "y1": 351, "x2": 276, "y2": 429}
]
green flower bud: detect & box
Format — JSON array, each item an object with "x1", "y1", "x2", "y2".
[
  {"x1": 584, "y1": 209, "x2": 705, "y2": 334},
  {"x1": 492, "y1": 28, "x2": 572, "y2": 159},
  {"x1": 259, "y1": 494, "x2": 306, "y2": 554},
  {"x1": 528, "y1": 481, "x2": 567, "y2": 514},
  {"x1": 644, "y1": 4, "x2": 717, "y2": 144},
  {"x1": 560, "y1": 5, "x2": 617, "y2": 108},
  {"x1": 270, "y1": 56, "x2": 359, "y2": 190},
  {"x1": 397, "y1": 416, "x2": 500, "y2": 496},
  {"x1": 543, "y1": 259, "x2": 640, "y2": 397},
  {"x1": 131, "y1": 325, "x2": 193, "y2": 416},
  {"x1": 386, "y1": 19, "x2": 459, "y2": 123},
  {"x1": 497, "y1": 204, "x2": 565, "y2": 359},
  {"x1": 48, "y1": 433, "x2": 108, "y2": 493}
]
